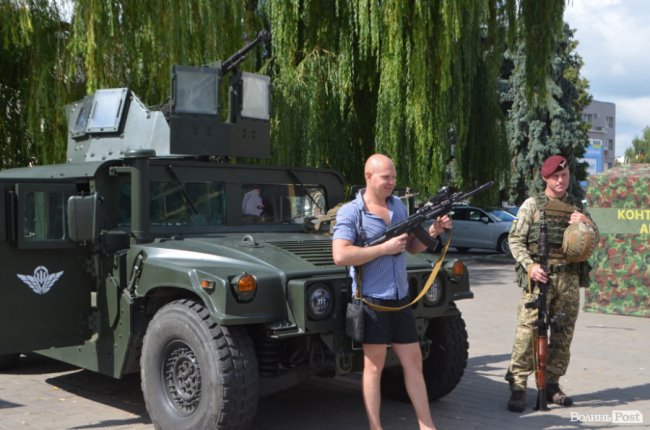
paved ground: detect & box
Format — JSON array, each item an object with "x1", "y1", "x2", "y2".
[{"x1": 1, "y1": 254, "x2": 648, "y2": 429}]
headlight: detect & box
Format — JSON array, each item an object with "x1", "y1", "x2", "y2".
[
  {"x1": 423, "y1": 277, "x2": 443, "y2": 306},
  {"x1": 306, "y1": 283, "x2": 334, "y2": 320}
]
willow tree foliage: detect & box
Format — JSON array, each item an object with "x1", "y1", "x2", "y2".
[
  {"x1": 1, "y1": 0, "x2": 568, "y2": 203},
  {"x1": 503, "y1": 24, "x2": 591, "y2": 204},
  {"x1": 262, "y1": 0, "x2": 515, "y2": 197},
  {"x1": 0, "y1": 0, "x2": 69, "y2": 167}
]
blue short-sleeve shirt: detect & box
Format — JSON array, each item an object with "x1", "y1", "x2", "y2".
[{"x1": 332, "y1": 189, "x2": 409, "y2": 300}]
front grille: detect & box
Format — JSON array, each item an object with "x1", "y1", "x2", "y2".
[{"x1": 269, "y1": 239, "x2": 335, "y2": 266}]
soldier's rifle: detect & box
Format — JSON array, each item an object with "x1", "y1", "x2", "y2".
[{"x1": 526, "y1": 218, "x2": 550, "y2": 411}]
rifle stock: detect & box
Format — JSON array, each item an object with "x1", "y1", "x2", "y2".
[{"x1": 367, "y1": 181, "x2": 493, "y2": 247}]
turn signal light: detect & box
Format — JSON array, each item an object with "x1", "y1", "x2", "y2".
[
  {"x1": 451, "y1": 261, "x2": 466, "y2": 278},
  {"x1": 231, "y1": 273, "x2": 257, "y2": 302}
]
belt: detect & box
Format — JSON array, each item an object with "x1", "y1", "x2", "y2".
[
  {"x1": 548, "y1": 262, "x2": 580, "y2": 273},
  {"x1": 363, "y1": 296, "x2": 411, "y2": 307}
]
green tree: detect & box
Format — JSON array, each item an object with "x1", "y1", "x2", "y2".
[
  {"x1": 624, "y1": 127, "x2": 650, "y2": 163},
  {"x1": 0, "y1": 0, "x2": 70, "y2": 167},
  {"x1": 1, "y1": 0, "x2": 568, "y2": 205},
  {"x1": 504, "y1": 24, "x2": 591, "y2": 204},
  {"x1": 263, "y1": 1, "x2": 510, "y2": 197}
]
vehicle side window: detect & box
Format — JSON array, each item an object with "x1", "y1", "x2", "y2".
[
  {"x1": 468, "y1": 210, "x2": 482, "y2": 222},
  {"x1": 23, "y1": 191, "x2": 68, "y2": 241},
  {"x1": 451, "y1": 208, "x2": 468, "y2": 221}
]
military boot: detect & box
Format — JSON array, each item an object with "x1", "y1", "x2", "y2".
[
  {"x1": 507, "y1": 389, "x2": 526, "y2": 413},
  {"x1": 547, "y1": 383, "x2": 573, "y2": 406}
]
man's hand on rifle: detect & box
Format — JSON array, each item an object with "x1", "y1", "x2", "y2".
[
  {"x1": 428, "y1": 215, "x2": 453, "y2": 237},
  {"x1": 384, "y1": 234, "x2": 409, "y2": 254}
]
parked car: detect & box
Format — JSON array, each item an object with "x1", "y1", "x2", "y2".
[
  {"x1": 431, "y1": 205, "x2": 515, "y2": 254},
  {"x1": 503, "y1": 206, "x2": 520, "y2": 217}
]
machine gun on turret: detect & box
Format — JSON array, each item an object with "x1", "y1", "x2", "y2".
[
  {"x1": 220, "y1": 30, "x2": 271, "y2": 74},
  {"x1": 169, "y1": 30, "x2": 272, "y2": 158}
]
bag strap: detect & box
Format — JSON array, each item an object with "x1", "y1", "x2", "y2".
[{"x1": 353, "y1": 205, "x2": 367, "y2": 298}]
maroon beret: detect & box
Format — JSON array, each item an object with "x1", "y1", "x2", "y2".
[{"x1": 541, "y1": 155, "x2": 568, "y2": 177}]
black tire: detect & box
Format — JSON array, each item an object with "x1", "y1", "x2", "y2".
[
  {"x1": 0, "y1": 353, "x2": 20, "y2": 371},
  {"x1": 382, "y1": 303, "x2": 469, "y2": 402},
  {"x1": 455, "y1": 247, "x2": 470, "y2": 253},
  {"x1": 141, "y1": 299, "x2": 258, "y2": 430},
  {"x1": 496, "y1": 234, "x2": 510, "y2": 254}
]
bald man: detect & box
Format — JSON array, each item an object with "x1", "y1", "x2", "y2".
[{"x1": 332, "y1": 154, "x2": 451, "y2": 430}]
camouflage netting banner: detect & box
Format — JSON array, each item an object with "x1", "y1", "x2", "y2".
[{"x1": 585, "y1": 164, "x2": 650, "y2": 317}]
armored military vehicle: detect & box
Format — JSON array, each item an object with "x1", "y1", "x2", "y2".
[{"x1": 0, "y1": 31, "x2": 472, "y2": 430}]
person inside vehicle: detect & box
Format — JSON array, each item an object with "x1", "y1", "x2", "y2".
[{"x1": 242, "y1": 186, "x2": 264, "y2": 222}]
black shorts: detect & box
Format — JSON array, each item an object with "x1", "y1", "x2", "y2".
[{"x1": 362, "y1": 297, "x2": 418, "y2": 345}]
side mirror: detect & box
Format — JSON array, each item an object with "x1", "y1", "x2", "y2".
[
  {"x1": 480, "y1": 216, "x2": 490, "y2": 224},
  {"x1": 67, "y1": 193, "x2": 98, "y2": 242}
]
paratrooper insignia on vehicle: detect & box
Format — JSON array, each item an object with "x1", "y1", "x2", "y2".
[{"x1": 17, "y1": 266, "x2": 64, "y2": 295}]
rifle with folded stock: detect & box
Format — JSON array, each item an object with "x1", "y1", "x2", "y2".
[
  {"x1": 525, "y1": 218, "x2": 550, "y2": 411},
  {"x1": 367, "y1": 181, "x2": 494, "y2": 250}
]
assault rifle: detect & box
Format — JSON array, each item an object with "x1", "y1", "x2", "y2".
[
  {"x1": 525, "y1": 218, "x2": 550, "y2": 411},
  {"x1": 368, "y1": 181, "x2": 494, "y2": 250}
]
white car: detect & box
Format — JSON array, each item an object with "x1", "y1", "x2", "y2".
[{"x1": 431, "y1": 205, "x2": 515, "y2": 254}]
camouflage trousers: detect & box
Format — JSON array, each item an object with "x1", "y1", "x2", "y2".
[{"x1": 507, "y1": 271, "x2": 580, "y2": 390}]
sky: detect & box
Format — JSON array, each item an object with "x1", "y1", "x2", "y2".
[{"x1": 564, "y1": 0, "x2": 650, "y2": 157}]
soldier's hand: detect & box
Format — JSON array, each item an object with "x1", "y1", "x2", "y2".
[
  {"x1": 569, "y1": 211, "x2": 593, "y2": 228},
  {"x1": 529, "y1": 263, "x2": 548, "y2": 284}
]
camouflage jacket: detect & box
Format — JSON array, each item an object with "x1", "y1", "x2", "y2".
[{"x1": 509, "y1": 193, "x2": 599, "y2": 271}]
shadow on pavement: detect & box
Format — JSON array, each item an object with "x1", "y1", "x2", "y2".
[{"x1": 46, "y1": 368, "x2": 150, "y2": 422}]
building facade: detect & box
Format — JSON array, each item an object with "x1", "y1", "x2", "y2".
[{"x1": 581, "y1": 100, "x2": 616, "y2": 173}]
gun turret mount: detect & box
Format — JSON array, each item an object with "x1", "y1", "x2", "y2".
[{"x1": 65, "y1": 30, "x2": 271, "y2": 163}]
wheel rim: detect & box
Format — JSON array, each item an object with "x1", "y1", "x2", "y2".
[
  {"x1": 501, "y1": 238, "x2": 510, "y2": 254},
  {"x1": 161, "y1": 340, "x2": 202, "y2": 416}
]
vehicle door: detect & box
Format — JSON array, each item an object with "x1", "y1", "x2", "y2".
[
  {"x1": 448, "y1": 207, "x2": 471, "y2": 246},
  {"x1": 0, "y1": 182, "x2": 93, "y2": 355},
  {"x1": 462, "y1": 208, "x2": 496, "y2": 248}
]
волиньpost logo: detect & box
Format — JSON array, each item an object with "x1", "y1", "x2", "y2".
[{"x1": 570, "y1": 410, "x2": 644, "y2": 425}]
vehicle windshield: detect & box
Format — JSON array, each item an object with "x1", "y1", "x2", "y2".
[
  {"x1": 150, "y1": 181, "x2": 226, "y2": 226},
  {"x1": 119, "y1": 179, "x2": 327, "y2": 228},
  {"x1": 241, "y1": 183, "x2": 326, "y2": 224},
  {"x1": 486, "y1": 208, "x2": 516, "y2": 222}
]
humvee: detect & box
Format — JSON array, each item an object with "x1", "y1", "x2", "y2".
[{"x1": 0, "y1": 32, "x2": 472, "y2": 430}]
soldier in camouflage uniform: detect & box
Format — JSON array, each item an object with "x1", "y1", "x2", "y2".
[{"x1": 505, "y1": 155, "x2": 599, "y2": 413}]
